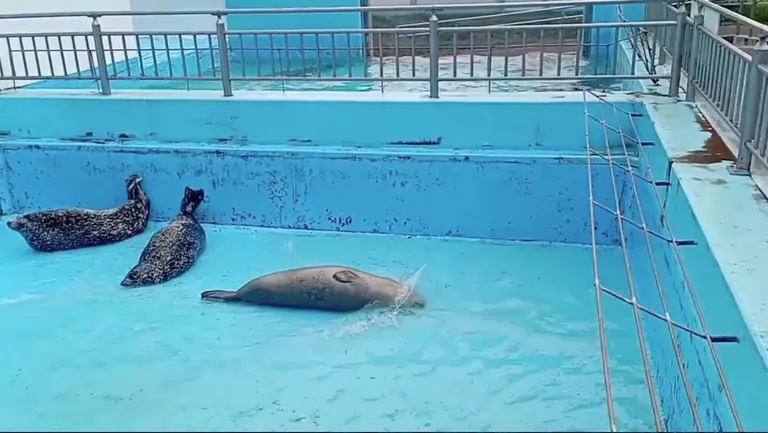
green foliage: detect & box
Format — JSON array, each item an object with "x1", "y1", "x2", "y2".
[{"x1": 741, "y1": 1, "x2": 768, "y2": 23}]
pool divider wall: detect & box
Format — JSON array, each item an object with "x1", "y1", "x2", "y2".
[
  {"x1": 0, "y1": 94, "x2": 641, "y2": 151},
  {"x1": 615, "y1": 111, "x2": 768, "y2": 431},
  {"x1": 0, "y1": 142, "x2": 623, "y2": 245}
]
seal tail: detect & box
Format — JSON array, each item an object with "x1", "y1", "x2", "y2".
[{"x1": 201, "y1": 290, "x2": 240, "y2": 302}]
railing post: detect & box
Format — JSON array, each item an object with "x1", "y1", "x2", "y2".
[
  {"x1": 686, "y1": 13, "x2": 704, "y2": 102},
  {"x1": 583, "y1": 4, "x2": 594, "y2": 59},
  {"x1": 730, "y1": 39, "x2": 768, "y2": 175},
  {"x1": 428, "y1": 14, "x2": 439, "y2": 99},
  {"x1": 215, "y1": 15, "x2": 233, "y2": 97},
  {"x1": 91, "y1": 18, "x2": 111, "y2": 96},
  {"x1": 668, "y1": 5, "x2": 687, "y2": 97}
]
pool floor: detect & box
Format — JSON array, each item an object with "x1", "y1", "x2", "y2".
[{"x1": 0, "y1": 221, "x2": 652, "y2": 431}]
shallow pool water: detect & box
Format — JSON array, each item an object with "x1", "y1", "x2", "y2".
[
  {"x1": 0, "y1": 221, "x2": 653, "y2": 431},
  {"x1": 27, "y1": 52, "x2": 621, "y2": 93}
]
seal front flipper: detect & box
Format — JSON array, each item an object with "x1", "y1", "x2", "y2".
[
  {"x1": 333, "y1": 270, "x2": 361, "y2": 283},
  {"x1": 201, "y1": 290, "x2": 240, "y2": 302}
]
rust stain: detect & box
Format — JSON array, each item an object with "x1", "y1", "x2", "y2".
[{"x1": 673, "y1": 110, "x2": 735, "y2": 164}]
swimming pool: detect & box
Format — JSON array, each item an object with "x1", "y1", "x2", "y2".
[
  {"x1": 21, "y1": 35, "x2": 619, "y2": 93},
  {"x1": 0, "y1": 90, "x2": 766, "y2": 431}
]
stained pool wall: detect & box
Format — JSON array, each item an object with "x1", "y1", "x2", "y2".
[{"x1": 0, "y1": 93, "x2": 639, "y2": 245}]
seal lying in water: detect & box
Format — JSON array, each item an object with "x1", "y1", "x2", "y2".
[
  {"x1": 201, "y1": 265, "x2": 426, "y2": 312},
  {"x1": 120, "y1": 187, "x2": 206, "y2": 287},
  {"x1": 6, "y1": 173, "x2": 150, "y2": 252}
]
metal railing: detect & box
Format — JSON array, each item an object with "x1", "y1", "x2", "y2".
[
  {"x1": 645, "y1": 0, "x2": 768, "y2": 174},
  {"x1": 1, "y1": 0, "x2": 767, "y2": 174},
  {"x1": 0, "y1": 0, "x2": 679, "y2": 97}
]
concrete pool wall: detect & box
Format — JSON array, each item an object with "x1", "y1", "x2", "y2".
[
  {"x1": 0, "y1": 92, "x2": 640, "y2": 245},
  {"x1": 1, "y1": 90, "x2": 768, "y2": 430}
]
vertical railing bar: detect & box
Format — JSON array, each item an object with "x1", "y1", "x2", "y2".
[
  {"x1": 91, "y1": 19, "x2": 111, "y2": 95},
  {"x1": 178, "y1": 34, "x2": 189, "y2": 82},
  {"x1": 315, "y1": 32, "x2": 321, "y2": 78},
  {"x1": 30, "y1": 36, "x2": 42, "y2": 77},
  {"x1": 470, "y1": 31, "x2": 475, "y2": 77},
  {"x1": 121, "y1": 34, "x2": 130, "y2": 77},
  {"x1": 57, "y1": 36, "x2": 68, "y2": 77},
  {"x1": 19, "y1": 37, "x2": 30, "y2": 77},
  {"x1": 486, "y1": 30, "x2": 492, "y2": 92},
  {"x1": 299, "y1": 33, "x2": 306, "y2": 78},
  {"x1": 43, "y1": 36, "x2": 54, "y2": 77},
  {"x1": 193, "y1": 35, "x2": 201, "y2": 78},
  {"x1": 136, "y1": 35, "x2": 145, "y2": 77},
  {"x1": 522, "y1": 30, "x2": 528, "y2": 77},
  {"x1": 107, "y1": 34, "x2": 117, "y2": 77},
  {"x1": 556, "y1": 28, "x2": 563, "y2": 76},
  {"x1": 347, "y1": 32, "x2": 353, "y2": 78},
  {"x1": 149, "y1": 36, "x2": 159, "y2": 77},
  {"x1": 575, "y1": 28, "x2": 582, "y2": 77},
  {"x1": 538, "y1": 29, "x2": 545, "y2": 76},
  {"x1": 504, "y1": 30, "x2": 509, "y2": 78},
  {"x1": 216, "y1": 16, "x2": 233, "y2": 97},
  {"x1": 429, "y1": 15, "x2": 439, "y2": 99}
]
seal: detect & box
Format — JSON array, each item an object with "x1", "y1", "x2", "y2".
[
  {"x1": 120, "y1": 186, "x2": 206, "y2": 287},
  {"x1": 6, "y1": 173, "x2": 150, "y2": 252},
  {"x1": 200, "y1": 265, "x2": 426, "y2": 312}
]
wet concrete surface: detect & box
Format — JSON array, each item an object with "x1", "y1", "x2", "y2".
[{"x1": 672, "y1": 107, "x2": 736, "y2": 164}]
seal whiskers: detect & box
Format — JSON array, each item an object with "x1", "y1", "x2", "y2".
[
  {"x1": 121, "y1": 186, "x2": 206, "y2": 287},
  {"x1": 6, "y1": 174, "x2": 150, "y2": 252}
]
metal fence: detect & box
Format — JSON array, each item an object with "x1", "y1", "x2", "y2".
[
  {"x1": 0, "y1": 0, "x2": 678, "y2": 97},
  {"x1": 644, "y1": 0, "x2": 768, "y2": 175},
  {"x1": 0, "y1": 0, "x2": 766, "y2": 172}
]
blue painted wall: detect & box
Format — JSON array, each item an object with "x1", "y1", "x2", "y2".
[
  {"x1": 0, "y1": 94, "x2": 641, "y2": 151},
  {"x1": 0, "y1": 93, "x2": 641, "y2": 245},
  {"x1": 0, "y1": 141, "x2": 622, "y2": 245},
  {"x1": 589, "y1": 3, "x2": 646, "y2": 72},
  {"x1": 226, "y1": 0, "x2": 365, "y2": 68}
]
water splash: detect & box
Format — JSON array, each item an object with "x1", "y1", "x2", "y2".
[{"x1": 395, "y1": 264, "x2": 426, "y2": 309}]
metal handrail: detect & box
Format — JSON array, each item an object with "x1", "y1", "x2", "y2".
[
  {"x1": 0, "y1": 0, "x2": 670, "y2": 20},
  {"x1": 695, "y1": 0, "x2": 768, "y2": 34}
]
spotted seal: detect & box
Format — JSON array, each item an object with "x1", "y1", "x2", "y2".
[
  {"x1": 120, "y1": 187, "x2": 206, "y2": 287},
  {"x1": 6, "y1": 174, "x2": 150, "y2": 252},
  {"x1": 201, "y1": 265, "x2": 426, "y2": 312}
]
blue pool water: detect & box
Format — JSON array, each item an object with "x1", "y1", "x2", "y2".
[
  {"x1": 0, "y1": 221, "x2": 654, "y2": 431},
  {"x1": 26, "y1": 47, "x2": 619, "y2": 93}
]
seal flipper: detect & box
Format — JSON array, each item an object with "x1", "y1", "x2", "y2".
[
  {"x1": 181, "y1": 187, "x2": 205, "y2": 216},
  {"x1": 333, "y1": 270, "x2": 361, "y2": 284},
  {"x1": 201, "y1": 290, "x2": 240, "y2": 302}
]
